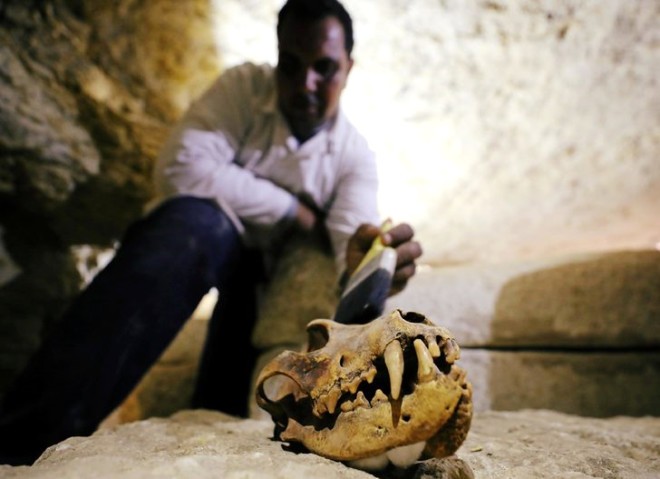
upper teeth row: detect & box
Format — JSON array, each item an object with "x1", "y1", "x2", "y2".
[
  {"x1": 385, "y1": 336, "x2": 459, "y2": 400},
  {"x1": 314, "y1": 336, "x2": 459, "y2": 416},
  {"x1": 314, "y1": 366, "x2": 377, "y2": 416}
]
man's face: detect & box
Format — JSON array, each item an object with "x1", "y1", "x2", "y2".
[{"x1": 276, "y1": 15, "x2": 353, "y2": 143}]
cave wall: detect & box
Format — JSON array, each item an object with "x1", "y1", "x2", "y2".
[
  {"x1": 0, "y1": 0, "x2": 220, "y2": 392},
  {"x1": 342, "y1": 0, "x2": 660, "y2": 265}
]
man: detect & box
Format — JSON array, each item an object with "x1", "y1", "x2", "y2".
[{"x1": 0, "y1": 0, "x2": 422, "y2": 466}]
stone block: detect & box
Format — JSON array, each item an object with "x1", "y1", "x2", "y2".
[
  {"x1": 387, "y1": 250, "x2": 660, "y2": 348},
  {"x1": 252, "y1": 231, "x2": 339, "y2": 349},
  {"x1": 460, "y1": 349, "x2": 660, "y2": 417}
]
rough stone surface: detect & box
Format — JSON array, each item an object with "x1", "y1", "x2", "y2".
[
  {"x1": 0, "y1": 409, "x2": 658, "y2": 478},
  {"x1": 0, "y1": 0, "x2": 220, "y2": 395},
  {"x1": 253, "y1": 231, "x2": 339, "y2": 350},
  {"x1": 460, "y1": 349, "x2": 660, "y2": 416}
]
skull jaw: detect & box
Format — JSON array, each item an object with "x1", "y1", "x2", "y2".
[
  {"x1": 279, "y1": 376, "x2": 463, "y2": 462},
  {"x1": 423, "y1": 371, "x2": 474, "y2": 459}
]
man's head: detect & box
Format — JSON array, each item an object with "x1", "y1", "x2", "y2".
[{"x1": 276, "y1": 0, "x2": 355, "y2": 143}]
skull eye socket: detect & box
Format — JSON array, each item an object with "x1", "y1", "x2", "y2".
[
  {"x1": 401, "y1": 311, "x2": 426, "y2": 323},
  {"x1": 261, "y1": 374, "x2": 303, "y2": 403},
  {"x1": 307, "y1": 324, "x2": 330, "y2": 351}
]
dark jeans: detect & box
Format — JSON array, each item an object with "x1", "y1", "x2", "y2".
[{"x1": 0, "y1": 196, "x2": 262, "y2": 465}]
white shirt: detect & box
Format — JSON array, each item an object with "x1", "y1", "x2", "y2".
[{"x1": 154, "y1": 62, "x2": 381, "y2": 273}]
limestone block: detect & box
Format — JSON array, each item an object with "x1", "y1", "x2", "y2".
[
  {"x1": 78, "y1": 0, "x2": 221, "y2": 122},
  {"x1": 16, "y1": 411, "x2": 375, "y2": 479},
  {"x1": 460, "y1": 349, "x2": 660, "y2": 417},
  {"x1": 252, "y1": 231, "x2": 339, "y2": 350},
  {"x1": 387, "y1": 250, "x2": 660, "y2": 348}
]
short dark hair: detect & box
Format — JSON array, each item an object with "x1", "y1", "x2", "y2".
[{"x1": 277, "y1": 0, "x2": 354, "y2": 56}]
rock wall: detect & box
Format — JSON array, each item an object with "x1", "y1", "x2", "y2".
[
  {"x1": 0, "y1": 0, "x2": 220, "y2": 392},
  {"x1": 342, "y1": 0, "x2": 660, "y2": 265}
]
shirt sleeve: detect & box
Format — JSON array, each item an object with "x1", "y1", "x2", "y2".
[
  {"x1": 154, "y1": 63, "x2": 297, "y2": 229},
  {"x1": 325, "y1": 131, "x2": 382, "y2": 275}
]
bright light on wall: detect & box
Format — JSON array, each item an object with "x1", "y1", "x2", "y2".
[{"x1": 211, "y1": 0, "x2": 280, "y2": 67}]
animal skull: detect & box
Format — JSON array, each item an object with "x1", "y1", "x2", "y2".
[{"x1": 255, "y1": 309, "x2": 473, "y2": 469}]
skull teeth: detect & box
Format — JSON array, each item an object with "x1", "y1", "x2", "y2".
[
  {"x1": 384, "y1": 340, "x2": 404, "y2": 400},
  {"x1": 314, "y1": 386, "x2": 341, "y2": 417},
  {"x1": 371, "y1": 389, "x2": 388, "y2": 406},
  {"x1": 326, "y1": 387, "x2": 341, "y2": 414},
  {"x1": 364, "y1": 366, "x2": 377, "y2": 384},
  {"x1": 427, "y1": 338, "x2": 441, "y2": 358},
  {"x1": 414, "y1": 338, "x2": 437, "y2": 382},
  {"x1": 345, "y1": 376, "x2": 361, "y2": 395},
  {"x1": 313, "y1": 336, "x2": 453, "y2": 418},
  {"x1": 340, "y1": 391, "x2": 370, "y2": 413},
  {"x1": 443, "y1": 338, "x2": 460, "y2": 363}
]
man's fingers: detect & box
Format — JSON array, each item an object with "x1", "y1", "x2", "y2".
[
  {"x1": 345, "y1": 222, "x2": 422, "y2": 287},
  {"x1": 381, "y1": 223, "x2": 414, "y2": 247},
  {"x1": 387, "y1": 224, "x2": 422, "y2": 297},
  {"x1": 295, "y1": 201, "x2": 317, "y2": 232},
  {"x1": 393, "y1": 262, "x2": 416, "y2": 284},
  {"x1": 389, "y1": 263, "x2": 415, "y2": 296},
  {"x1": 354, "y1": 223, "x2": 382, "y2": 249},
  {"x1": 389, "y1": 282, "x2": 406, "y2": 297},
  {"x1": 395, "y1": 240, "x2": 423, "y2": 268}
]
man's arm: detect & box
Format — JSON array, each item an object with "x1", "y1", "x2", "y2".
[
  {"x1": 155, "y1": 63, "x2": 298, "y2": 229},
  {"x1": 322, "y1": 123, "x2": 422, "y2": 295},
  {"x1": 160, "y1": 128, "x2": 297, "y2": 225}
]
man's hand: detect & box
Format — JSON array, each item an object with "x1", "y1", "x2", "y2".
[
  {"x1": 345, "y1": 222, "x2": 423, "y2": 296},
  {"x1": 294, "y1": 201, "x2": 318, "y2": 232},
  {"x1": 292, "y1": 192, "x2": 330, "y2": 235}
]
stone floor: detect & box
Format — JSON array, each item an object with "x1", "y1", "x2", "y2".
[{"x1": 1, "y1": 409, "x2": 659, "y2": 478}]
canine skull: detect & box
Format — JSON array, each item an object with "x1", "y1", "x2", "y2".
[{"x1": 255, "y1": 309, "x2": 473, "y2": 468}]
